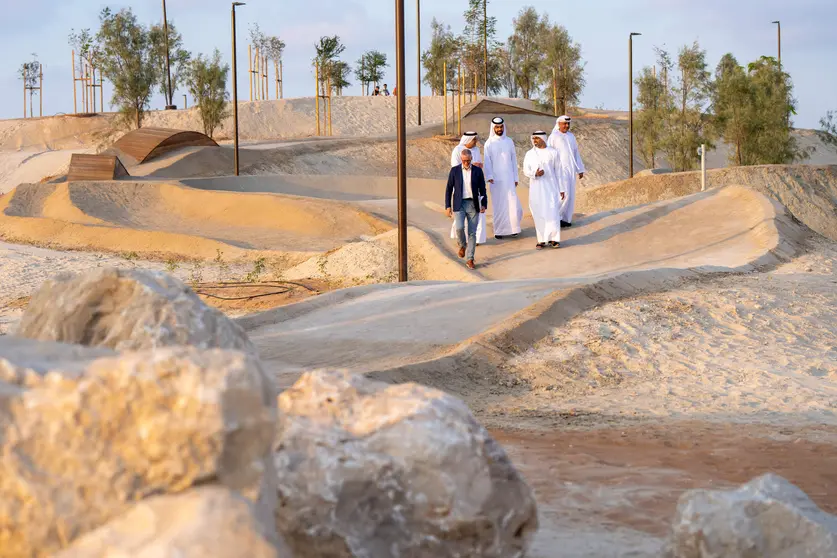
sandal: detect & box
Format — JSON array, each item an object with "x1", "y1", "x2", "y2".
[
  {"x1": 549, "y1": 241, "x2": 560, "y2": 248},
  {"x1": 536, "y1": 243, "x2": 546, "y2": 250}
]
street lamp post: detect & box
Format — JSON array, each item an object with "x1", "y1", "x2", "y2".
[
  {"x1": 232, "y1": 2, "x2": 245, "y2": 176},
  {"x1": 396, "y1": 0, "x2": 408, "y2": 282},
  {"x1": 772, "y1": 20, "x2": 781, "y2": 66},
  {"x1": 162, "y1": 0, "x2": 176, "y2": 109},
  {"x1": 417, "y1": 0, "x2": 421, "y2": 126},
  {"x1": 629, "y1": 32, "x2": 641, "y2": 178}
]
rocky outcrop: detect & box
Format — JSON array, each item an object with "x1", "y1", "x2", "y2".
[
  {"x1": 15, "y1": 268, "x2": 255, "y2": 354},
  {"x1": 665, "y1": 473, "x2": 837, "y2": 558},
  {"x1": 55, "y1": 487, "x2": 291, "y2": 558},
  {"x1": 0, "y1": 342, "x2": 277, "y2": 557},
  {"x1": 273, "y1": 369, "x2": 539, "y2": 558}
]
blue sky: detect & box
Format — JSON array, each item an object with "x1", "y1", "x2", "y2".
[{"x1": 1, "y1": 0, "x2": 834, "y2": 128}]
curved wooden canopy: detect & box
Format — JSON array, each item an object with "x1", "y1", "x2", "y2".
[
  {"x1": 463, "y1": 99, "x2": 554, "y2": 119},
  {"x1": 112, "y1": 128, "x2": 219, "y2": 164}
]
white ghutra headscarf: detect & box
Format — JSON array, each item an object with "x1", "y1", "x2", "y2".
[
  {"x1": 486, "y1": 116, "x2": 510, "y2": 147},
  {"x1": 531, "y1": 130, "x2": 549, "y2": 147}
]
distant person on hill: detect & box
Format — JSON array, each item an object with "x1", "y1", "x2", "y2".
[
  {"x1": 372, "y1": 85, "x2": 381, "y2": 96},
  {"x1": 449, "y1": 132, "x2": 486, "y2": 245},
  {"x1": 483, "y1": 117, "x2": 523, "y2": 239},
  {"x1": 548, "y1": 115, "x2": 585, "y2": 228},
  {"x1": 445, "y1": 148, "x2": 487, "y2": 270},
  {"x1": 524, "y1": 131, "x2": 566, "y2": 249},
  {"x1": 382, "y1": 84, "x2": 391, "y2": 96}
]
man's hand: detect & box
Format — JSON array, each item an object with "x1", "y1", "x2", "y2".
[
  {"x1": 515, "y1": 182, "x2": 519, "y2": 187},
  {"x1": 445, "y1": 208, "x2": 453, "y2": 219},
  {"x1": 480, "y1": 207, "x2": 486, "y2": 214},
  {"x1": 535, "y1": 169, "x2": 544, "y2": 177},
  {"x1": 488, "y1": 179, "x2": 494, "y2": 184},
  {"x1": 578, "y1": 172, "x2": 584, "y2": 179},
  {"x1": 474, "y1": 162, "x2": 483, "y2": 168},
  {"x1": 560, "y1": 192, "x2": 566, "y2": 201}
]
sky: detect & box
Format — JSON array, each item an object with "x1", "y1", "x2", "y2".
[{"x1": 0, "y1": 0, "x2": 834, "y2": 128}]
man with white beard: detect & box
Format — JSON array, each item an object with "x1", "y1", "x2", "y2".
[
  {"x1": 483, "y1": 117, "x2": 523, "y2": 239},
  {"x1": 547, "y1": 115, "x2": 585, "y2": 228},
  {"x1": 449, "y1": 132, "x2": 487, "y2": 245},
  {"x1": 523, "y1": 131, "x2": 566, "y2": 249}
]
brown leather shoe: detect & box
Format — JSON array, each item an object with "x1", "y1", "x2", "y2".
[
  {"x1": 466, "y1": 259, "x2": 476, "y2": 270},
  {"x1": 458, "y1": 246, "x2": 466, "y2": 259}
]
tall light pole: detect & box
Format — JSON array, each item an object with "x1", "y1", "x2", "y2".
[
  {"x1": 416, "y1": 0, "x2": 421, "y2": 126},
  {"x1": 772, "y1": 20, "x2": 781, "y2": 66},
  {"x1": 629, "y1": 32, "x2": 641, "y2": 178},
  {"x1": 396, "y1": 0, "x2": 408, "y2": 282},
  {"x1": 232, "y1": 2, "x2": 245, "y2": 176},
  {"x1": 483, "y1": 0, "x2": 488, "y2": 96},
  {"x1": 162, "y1": 0, "x2": 175, "y2": 109}
]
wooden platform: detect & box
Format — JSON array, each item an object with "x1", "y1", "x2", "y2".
[
  {"x1": 112, "y1": 128, "x2": 219, "y2": 164},
  {"x1": 67, "y1": 154, "x2": 130, "y2": 182}
]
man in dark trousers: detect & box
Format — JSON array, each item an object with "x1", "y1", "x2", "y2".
[{"x1": 445, "y1": 148, "x2": 488, "y2": 270}]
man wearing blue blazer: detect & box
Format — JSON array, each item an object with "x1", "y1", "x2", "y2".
[{"x1": 445, "y1": 148, "x2": 488, "y2": 270}]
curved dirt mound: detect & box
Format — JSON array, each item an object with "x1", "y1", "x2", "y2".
[
  {"x1": 283, "y1": 226, "x2": 479, "y2": 285},
  {"x1": 578, "y1": 164, "x2": 837, "y2": 241},
  {"x1": 0, "y1": 180, "x2": 391, "y2": 262}
]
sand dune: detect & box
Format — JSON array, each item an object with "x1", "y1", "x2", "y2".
[{"x1": 0, "y1": 180, "x2": 391, "y2": 261}]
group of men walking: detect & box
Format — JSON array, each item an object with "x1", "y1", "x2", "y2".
[{"x1": 444, "y1": 115, "x2": 586, "y2": 269}]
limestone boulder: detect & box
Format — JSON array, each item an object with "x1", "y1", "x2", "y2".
[
  {"x1": 665, "y1": 473, "x2": 837, "y2": 558},
  {"x1": 273, "y1": 370, "x2": 538, "y2": 558},
  {"x1": 0, "y1": 344, "x2": 277, "y2": 557},
  {"x1": 55, "y1": 487, "x2": 292, "y2": 558},
  {"x1": 15, "y1": 268, "x2": 255, "y2": 354}
]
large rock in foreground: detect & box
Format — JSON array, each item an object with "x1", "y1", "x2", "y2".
[
  {"x1": 16, "y1": 268, "x2": 255, "y2": 354},
  {"x1": 0, "y1": 343, "x2": 277, "y2": 557},
  {"x1": 665, "y1": 473, "x2": 837, "y2": 558},
  {"x1": 274, "y1": 370, "x2": 538, "y2": 558},
  {"x1": 56, "y1": 487, "x2": 291, "y2": 558}
]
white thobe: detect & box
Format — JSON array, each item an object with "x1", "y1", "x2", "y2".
[
  {"x1": 548, "y1": 130, "x2": 585, "y2": 223},
  {"x1": 523, "y1": 147, "x2": 565, "y2": 244},
  {"x1": 484, "y1": 137, "x2": 523, "y2": 236},
  {"x1": 449, "y1": 146, "x2": 487, "y2": 244}
]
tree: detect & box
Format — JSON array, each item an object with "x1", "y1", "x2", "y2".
[
  {"x1": 313, "y1": 35, "x2": 346, "y2": 96},
  {"x1": 495, "y1": 44, "x2": 519, "y2": 98},
  {"x1": 461, "y1": 0, "x2": 498, "y2": 94},
  {"x1": 506, "y1": 7, "x2": 547, "y2": 99},
  {"x1": 19, "y1": 55, "x2": 41, "y2": 117},
  {"x1": 328, "y1": 61, "x2": 352, "y2": 95},
  {"x1": 820, "y1": 111, "x2": 837, "y2": 147},
  {"x1": 186, "y1": 50, "x2": 229, "y2": 139},
  {"x1": 149, "y1": 21, "x2": 191, "y2": 107},
  {"x1": 660, "y1": 42, "x2": 714, "y2": 171},
  {"x1": 422, "y1": 19, "x2": 458, "y2": 95},
  {"x1": 97, "y1": 7, "x2": 157, "y2": 128},
  {"x1": 634, "y1": 61, "x2": 669, "y2": 168},
  {"x1": 540, "y1": 23, "x2": 585, "y2": 115},
  {"x1": 357, "y1": 50, "x2": 388, "y2": 95},
  {"x1": 713, "y1": 53, "x2": 753, "y2": 165}
]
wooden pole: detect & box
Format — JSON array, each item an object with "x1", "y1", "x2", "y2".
[
  {"x1": 23, "y1": 67, "x2": 27, "y2": 118},
  {"x1": 263, "y1": 54, "x2": 268, "y2": 100},
  {"x1": 315, "y1": 63, "x2": 320, "y2": 136},
  {"x1": 248, "y1": 45, "x2": 253, "y2": 101},
  {"x1": 552, "y1": 67, "x2": 558, "y2": 116},
  {"x1": 443, "y1": 61, "x2": 447, "y2": 136},
  {"x1": 100, "y1": 74, "x2": 104, "y2": 113},
  {"x1": 327, "y1": 75, "x2": 333, "y2": 136},
  {"x1": 280, "y1": 60, "x2": 284, "y2": 99},
  {"x1": 275, "y1": 60, "x2": 279, "y2": 99},
  {"x1": 483, "y1": 0, "x2": 488, "y2": 96},
  {"x1": 72, "y1": 50, "x2": 77, "y2": 114},
  {"x1": 416, "y1": 0, "x2": 421, "y2": 125},
  {"x1": 457, "y1": 63, "x2": 462, "y2": 136},
  {"x1": 40, "y1": 64, "x2": 43, "y2": 117},
  {"x1": 183, "y1": 94, "x2": 187, "y2": 109},
  {"x1": 395, "y1": 0, "x2": 408, "y2": 281}
]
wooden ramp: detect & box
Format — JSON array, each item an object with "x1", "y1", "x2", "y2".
[
  {"x1": 463, "y1": 99, "x2": 554, "y2": 119},
  {"x1": 112, "y1": 128, "x2": 219, "y2": 164},
  {"x1": 67, "y1": 154, "x2": 130, "y2": 182}
]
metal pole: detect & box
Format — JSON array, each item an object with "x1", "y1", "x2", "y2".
[
  {"x1": 629, "y1": 32, "x2": 641, "y2": 178},
  {"x1": 483, "y1": 0, "x2": 488, "y2": 95},
  {"x1": 417, "y1": 0, "x2": 421, "y2": 125},
  {"x1": 773, "y1": 20, "x2": 781, "y2": 66},
  {"x1": 183, "y1": 94, "x2": 187, "y2": 109},
  {"x1": 232, "y1": 3, "x2": 244, "y2": 176},
  {"x1": 162, "y1": 0, "x2": 175, "y2": 108},
  {"x1": 700, "y1": 144, "x2": 706, "y2": 191},
  {"x1": 395, "y1": 0, "x2": 408, "y2": 282},
  {"x1": 443, "y1": 61, "x2": 447, "y2": 136}
]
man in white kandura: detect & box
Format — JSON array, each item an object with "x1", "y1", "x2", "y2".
[
  {"x1": 524, "y1": 131, "x2": 566, "y2": 249},
  {"x1": 449, "y1": 132, "x2": 486, "y2": 245},
  {"x1": 547, "y1": 115, "x2": 585, "y2": 228},
  {"x1": 483, "y1": 116, "x2": 523, "y2": 239}
]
